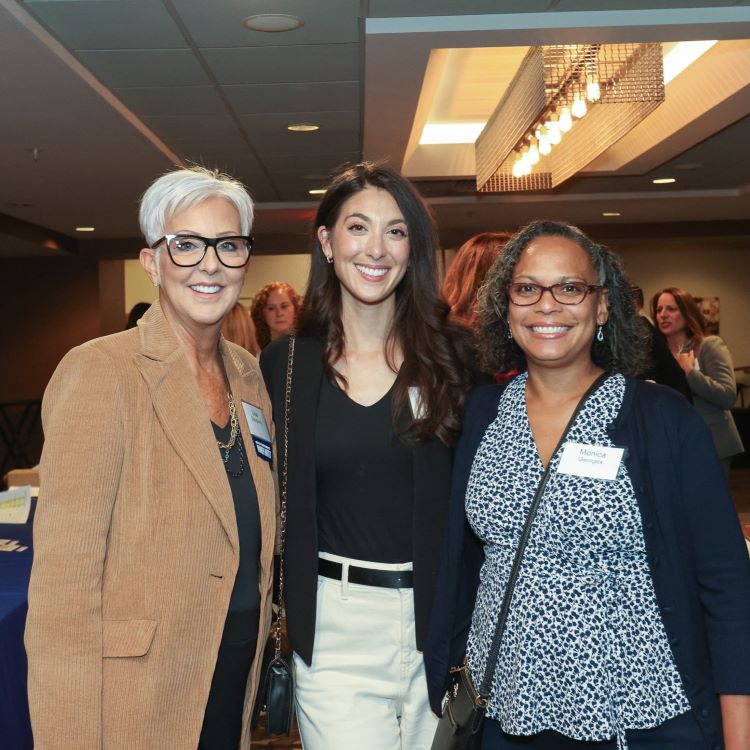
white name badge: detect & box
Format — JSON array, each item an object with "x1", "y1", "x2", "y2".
[
  {"x1": 242, "y1": 402, "x2": 273, "y2": 463},
  {"x1": 557, "y1": 442, "x2": 624, "y2": 481}
]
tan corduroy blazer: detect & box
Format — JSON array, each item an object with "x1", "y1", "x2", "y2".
[{"x1": 25, "y1": 301, "x2": 277, "y2": 750}]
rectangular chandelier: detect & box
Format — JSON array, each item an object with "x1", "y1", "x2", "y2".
[{"x1": 475, "y1": 43, "x2": 665, "y2": 192}]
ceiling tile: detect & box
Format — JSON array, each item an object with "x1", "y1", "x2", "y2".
[
  {"x1": 261, "y1": 152, "x2": 361, "y2": 172},
  {"x1": 75, "y1": 49, "x2": 211, "y2": 87},
  {"x1": 240, "y1": 112, "x2": 359, "y2": 155},
  {"x1": 223, "y1": 81, "x2": 359, "y2": 115},
  {"x1": 22, "y1": 0, "x2": 188, "y2": 50},
  {"x1": 114, "y1": 85, "x2": 224, "y2": 116},
  {"x1": 141, "y1": 113, "x2": 245, "y2": 144},
  {"x1": 170, "y1": 0, "x2": 359, "y2": 47},
  {"x1": 240, "y1": 110, "x2": 359, "y2": 136},
  {"x1": 201, "y1": 44, "x2": 359, "y2": 85}
]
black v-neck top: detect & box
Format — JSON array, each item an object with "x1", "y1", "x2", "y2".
[
  {"x1": 210, "y1": 423, "x2": 261, "y2": 618},
  {"x1": 314, "y1": 375, "x2": 414, "y2": 564}
]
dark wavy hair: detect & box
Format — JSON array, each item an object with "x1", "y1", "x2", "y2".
[
  {"x1": 250, "y1": 281, "x2": 302, "y2": 349},
  {"x1": 297, "y1": 162, "x2": 473, "y2": 445},
  {"x1": 442, "y1": 232, "x2": 511, "y2": 329},
  {"x1": 477, "y1": 220, "x2": 650, "y2": 376},
  {"x1": 651, "y1": 287, "x2": 707, "y2": 350}
]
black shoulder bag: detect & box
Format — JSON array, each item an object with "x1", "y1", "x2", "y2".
[
  {"x1": 254, "y1": 335, "x2": 297, "y2": 736},
  {"x1": 431, "y1": 373, "x2": 607, "y2": 750}
]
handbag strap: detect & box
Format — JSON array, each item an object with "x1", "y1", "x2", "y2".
[
  {"x1": 477, "y1": 371, "x2": 608, "y2": 698},
  {"x1": 273, "y1": 334, "x2": 296, "y2": 660}
]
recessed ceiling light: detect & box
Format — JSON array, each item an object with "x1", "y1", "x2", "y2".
[
  {"x1": 241, "y1": 14, "x2": 304, "y2": 33},
  {"x1": 652, "y1": 178, "x2": 676, "y2": 185},
  {"x1": 288, "y1": 123, "x2": 319, "y2": 132},
  {"x1": 75, "y1": 226, "x2": 96, "y2": 232},
  {"x1": 602, "y1": 212, "x2": 621, "y2": 217},
  {"x1": 308, "y1": 189, "x2": 326, "y2": 196}
]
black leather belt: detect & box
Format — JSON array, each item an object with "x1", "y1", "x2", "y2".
[{"x1": 318, "y1": 558, "x2": 413, "y2": 589}]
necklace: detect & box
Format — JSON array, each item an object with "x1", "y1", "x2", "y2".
[{"x1": 216, "y1": 392, "x2": 244, "y2": 477}]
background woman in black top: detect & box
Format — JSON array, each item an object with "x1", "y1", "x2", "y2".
[{"x1": 260, "y1": 162, "x2": 472, "y2": 749}]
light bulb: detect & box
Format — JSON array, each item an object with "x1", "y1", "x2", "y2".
[
  {"x1": 572, "y1": 95, "x2": 587, "y2": 118},
  {"x1": 559, "y1": 107, "x2": 573, "y2": 132},
  {"x1": 546, "y1": 120, "x2": 562, "y2": 145},
  {"x1": 527, "y1": 143, "x2": 540, "y2": 165},
  {"x1": 511, "y1": 159, "x2": 524, "y2": 178},
  {"x1": 586, "y1": 78, "x2": 601, "y2": 102},
  {"x1": 538, "y1": 138, "x2": 552, "y2": 156}
]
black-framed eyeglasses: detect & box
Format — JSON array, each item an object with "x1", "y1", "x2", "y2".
[
  {"x1": 506, "y1": 281, "x2": 602, "y2": 306},
  {"x1": 151, "y1": 234, "x2": 254, "y2": 268}
]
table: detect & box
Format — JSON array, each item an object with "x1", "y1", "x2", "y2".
[{"x1": 0, "y1": 502, "x2": 35, "y2": 750}]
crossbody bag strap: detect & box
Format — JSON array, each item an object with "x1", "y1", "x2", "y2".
[
  {"x1": 477, "y1": 371, "x2": 609, "y2": 698},
  {"x1": 273, "y1": 334, "x2": 296, "y2": 660}
]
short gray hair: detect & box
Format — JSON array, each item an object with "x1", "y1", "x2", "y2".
[{"x1": 138, "y1": 166, "x2": 254, "y2": 246}]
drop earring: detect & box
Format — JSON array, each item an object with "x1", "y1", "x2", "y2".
[
  {"x1": 507, "y1": 324, "x2": 513, "y2": 340},
  {"x1": 596, "y1": 325, "x2": 604, "y2": 342}
]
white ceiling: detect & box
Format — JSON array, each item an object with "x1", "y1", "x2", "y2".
[{"x1": 1, "y1": 0, "x2": 750, "y2": 258}]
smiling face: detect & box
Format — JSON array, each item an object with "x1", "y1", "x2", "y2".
[
  {"x1": 508, "y1": 234, "x2": 608, "y2": 372},
  {"x1": 264, "y1": 288, "x2": 295, "y2": 340},
  {"x1": 318, "y1": 185, "x2": 409, "y2": 313},
  {"x1": 655, "y1": 292, "x2": 687, "y2": 339},
  {"x1": 139, "y1": 197, "x2": 248, "y2": 335}
]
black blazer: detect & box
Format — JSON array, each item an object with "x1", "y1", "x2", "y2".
[{"x1": 260, "y1": 335, "x2": 454, "y2": 665}]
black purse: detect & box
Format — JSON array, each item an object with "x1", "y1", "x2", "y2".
[
  {"x1": 431, "y1": 374, "x2": 607, "y2": 750},
  {"x1": 253, "y1": 336, "x2": 297, "y2": 736}
]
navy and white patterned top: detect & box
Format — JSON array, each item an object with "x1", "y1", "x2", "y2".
[{"x1": 465, "y1": 373, "x2": 689, "y2": 748}]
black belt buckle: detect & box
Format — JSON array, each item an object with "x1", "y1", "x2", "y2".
[{"x1": 318, "y1": 558, "x2": 413, "y2": 589}]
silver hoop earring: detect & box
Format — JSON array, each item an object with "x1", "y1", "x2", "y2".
[{"x1": 596, "y1": 325, "x2": 604, "y2": 342}]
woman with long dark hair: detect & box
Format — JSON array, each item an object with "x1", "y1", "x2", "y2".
[{"x1": 260, "y1": 162, "x2": 473, "y2": 749}]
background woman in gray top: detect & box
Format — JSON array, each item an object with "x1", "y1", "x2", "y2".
[{"x1": 653, "y1": 287, "x2": 743, "y2": 471}]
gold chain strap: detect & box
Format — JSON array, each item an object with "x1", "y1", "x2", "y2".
[{"x1": 273, "y1": 335, "x2": 295, "y2": 660}]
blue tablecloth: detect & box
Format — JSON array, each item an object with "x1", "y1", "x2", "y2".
[{"x1": 0, "y1": 501, "x2": 35, "y2": 750}]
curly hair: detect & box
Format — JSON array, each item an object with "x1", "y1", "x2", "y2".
[
  {"x1": 250, "y1": 282, "x2": 302, "y2": 350},
  {"x1": 297, "y1": 161, "x2": 474, "y2": 445},
  {"x1": 477, "y1": 220, "x2": 650, "y2": 377},
  {"x1": 442, "y1": 232, "x2": 511, "y2": 329},
  {"x1": 651, "y1": 287, "x2": 707, "y2": 350}
]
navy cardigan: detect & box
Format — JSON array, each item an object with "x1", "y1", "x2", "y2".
[{"x1": 423, "y1": 377, "x2": 750, "y2": 750}]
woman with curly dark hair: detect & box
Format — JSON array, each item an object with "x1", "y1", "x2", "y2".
[
  {"x1": 250, "y1": 281, "x2": 301, "y2": 349},
  {"x1": 260, "y1": 162, "x2": 474, "y2": 749},
  {"x1": 425, "y1": 221, "x2": 750, "y2": 750}
]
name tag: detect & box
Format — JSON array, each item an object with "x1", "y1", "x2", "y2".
[
  {"x1": 242, "y1": 401, "x2": 273, "y2": 463},
  {"x1": 557, "y1": 442, "x2": 624, "y2": 481}
]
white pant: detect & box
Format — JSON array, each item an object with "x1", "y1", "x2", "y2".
[{"x1": 294, "y1": 552, "x2": 439, "y2": 750}]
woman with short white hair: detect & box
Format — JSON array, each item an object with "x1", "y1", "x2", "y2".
[{"x1": 26, "y1": 166, "x2": 276, "y2": 750}]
